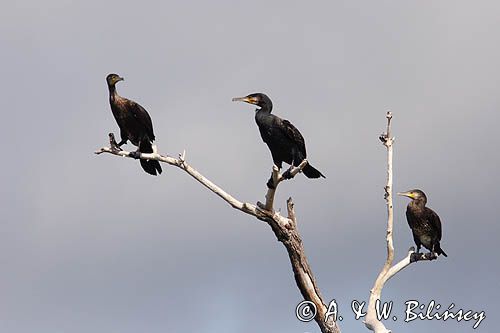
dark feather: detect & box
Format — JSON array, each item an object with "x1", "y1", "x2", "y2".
[
  {"x1": 406, "y1": 203, "x2": 447, "y2": 257},
  {"x1": 107, "y1": 75, "x2": 162, "y2": 176},
  {"x1": 253, "y1": 97, "x2": 324, "y2": 177}
]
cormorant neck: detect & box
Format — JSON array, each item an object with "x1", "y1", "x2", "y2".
[
  {"x1": 256, "y1": 102, "x2": 272, "y2": 115},
  {"x1": 410, "y1": 198, "x2": 426, "y2": 209},
  {"x1": 108, "y1": 84, "x2": 118, "y2": 99}
]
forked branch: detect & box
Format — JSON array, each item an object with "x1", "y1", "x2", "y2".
[
  {"x1": 365, "y1": 113, "x2": 437, "y2": 333},
  {"x1": 95, "y1": 137, "x2": 339, "y2": 333}
]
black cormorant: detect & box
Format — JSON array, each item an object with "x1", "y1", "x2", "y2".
[
  {"x1": 398, "y1": 189, "x2": 447, "y2": 257},
  {"x1": 106, "y1": 73, "x2": 162, "y2": 176},
  {"x1": 232, "y1": 93, "x2": 325, "y2": 185}
]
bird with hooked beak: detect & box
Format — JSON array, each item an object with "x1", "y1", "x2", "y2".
[
  {"x1": 232, "y1": 93, "x2": 325, "y2": 188},
  {"x1": 398, "y1": 189, "x2": 447, "y2": 258},
  {"x1": 106, "y1": 73, "x2": 162, "y2": 176}
]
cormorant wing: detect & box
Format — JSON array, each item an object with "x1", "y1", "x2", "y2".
[
  {"x1": 276, "y1": 118, "x2": 307, "y2": 155},
  {"x1": 405, "y1": 209, "x2": 415, "y2": 228},
  {"x1": 125, "y1": 99, "x2": 156, "y2": 141},
  {"x1": 424, "y1": 208, "x2": 443, "y2": 240}
]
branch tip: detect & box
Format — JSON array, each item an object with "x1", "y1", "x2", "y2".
[
  {"x1": 366, "y1": 112, "x2": 395, "y2": 332},
  {"x1": 95, "y1": 137, "x2": 339, "y2": 333},
  {"x1": 179, "y1": 149, "x2": 186, "y2": 163}
]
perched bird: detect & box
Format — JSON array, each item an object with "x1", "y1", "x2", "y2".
[
  {"x1": 106, "y1": 73, "x2": 162, "y2": 176},
  {"x1": 398, "y1": 189, "x2": 447, "y2": 257},
  {"x1": 232, "y1": 93, "x2": 325, "y2": 187}
]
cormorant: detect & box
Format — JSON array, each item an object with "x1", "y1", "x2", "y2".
[
  {"x1": 232, "y1": 93, "x2": 325, "y2": 186},
  {"x1": 398, "y1": 189, "x2": 447, "y2": 257},
  {"x1": 106, "y1": 73, "x2": 162, "y2": 176}
]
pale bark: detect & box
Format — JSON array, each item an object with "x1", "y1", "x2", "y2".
[
  {"x1": 364, "y1": 113, "x2": 437, "y2": 333},
  {"x1": 95, "y1": 142, "x2": 340, "y2": 333}
]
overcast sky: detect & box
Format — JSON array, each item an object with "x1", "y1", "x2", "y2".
[{"x1": 1, "y1": 1, "x2": 499, "y2": 332}]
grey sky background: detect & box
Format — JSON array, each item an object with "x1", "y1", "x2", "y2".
[{"x1": 1, "y1": 1, "x2": 499, "y2": 332}]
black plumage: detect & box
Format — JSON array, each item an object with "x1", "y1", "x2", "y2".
[
  {"x1": 232, "y1": 93, "x2": 325, "y2": 183},
  {"x1": 106, "y1": 74, "x2": 162, "y2": 176},
  {"x1": 398, "y1": 189, "x2": 447, "y2": 257}
]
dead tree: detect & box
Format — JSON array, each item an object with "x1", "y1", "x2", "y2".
[
  {"x1": 95, "y1": 141, "x2": 340, "y2": 333},
  {"x1": 364, "y1": 112, "x2": 439, "y2": 333}
]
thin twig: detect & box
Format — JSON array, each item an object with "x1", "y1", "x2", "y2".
[
  {"x1": 365, "y1": 112, "x2": 437, "y2": 333},
  {"x1": 259, "y1": 160, "x2": 309, "y2": 212},
  {"x1": 95, "y1": 136, "x2": 340, "y2": 333}
]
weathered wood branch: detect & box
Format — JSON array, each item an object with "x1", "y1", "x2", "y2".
[
  {"x1": 364, "y1": 112, "x2": 395, "y2": 333},
  {"x1": 385, "y1": 247, "x2": 437, "y2": 283},
  {"x1": 259, "y1": 160, "x2": 309, "y2": 212},
  {"x1": 365, "y1": 113, "x2": 437, "y2": 333},
  {"x1": 95, "y1": 139, "x2": 340, "y2": 333}
]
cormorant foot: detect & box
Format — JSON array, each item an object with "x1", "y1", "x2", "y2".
[
  {"x1": 108, "y1": 133, "x2": 122, "y2": 152},
  {"x1": 129, "y1": 151, "x2": 141, "y2": 159},
  {"x1": 266, "y1": 177, "x2": 276, "y2": 189},
  {"x1": 111, "y1": 145, "x2": 122, "y2": 153},
  {"x1": 282, "y1": 169, "x2": 293, "y2": 179},
  {"x1": 110, "y1": 142, "x2": 122, "y2": 152}
]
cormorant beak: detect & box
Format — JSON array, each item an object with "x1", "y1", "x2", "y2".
[
  {"x1": 397, "y1": 191, "x2": 414, "y2": 199},
  {"x1": 117, "y1": 76, "x2": 124, "y2": 82},
  {"x1": 232, "y1": 96, "x2": 257, "y2": 105}
]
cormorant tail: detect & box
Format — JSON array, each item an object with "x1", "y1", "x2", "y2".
[
  {"x1": 140, "y1": 159, "x2": 162, "y2": 176},
  {"x1": 436, "y1": 243, "x2": 448, "y2": 257},
  {"x1": 302, "y1": 163, "x2": 325, "y2": 179},
  {"x1": 139, "y1": 138, "x2": 162, "y2": 176}
]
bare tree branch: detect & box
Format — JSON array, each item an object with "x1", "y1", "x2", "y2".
[
  {"x1": 365, "y1": 113, "x2": 437, "y2": 333},
  {"x1": 95, "y1": 139, "x2": 340, "y2": 333},
  {"x1": 364, "y1": 112, "x2": 395, "y2": 333},
  {"x1": 385, "y1": 247, "x2": 437, "y2": 283},
  {"x1": 259, "y1": 160, "x2": 309, "y2": 212}
]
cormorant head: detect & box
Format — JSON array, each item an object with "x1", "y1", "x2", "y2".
[
  {"x1": 232, "y1": 93, "x2": 273, "y2": 111},
  {"x1": 397, "y1": 189, "x2": 427, "y2": 204},
  {"x1": 106, "y1": 73, "x2": 124, "y2": 86}
]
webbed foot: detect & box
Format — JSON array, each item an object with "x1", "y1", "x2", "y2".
[
  {"x1": 129, "y1": 151, "x2": 141, "y2": 159},
  {"x1": 282, "y1": 169, "x2": 293, "y2": 179}
]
